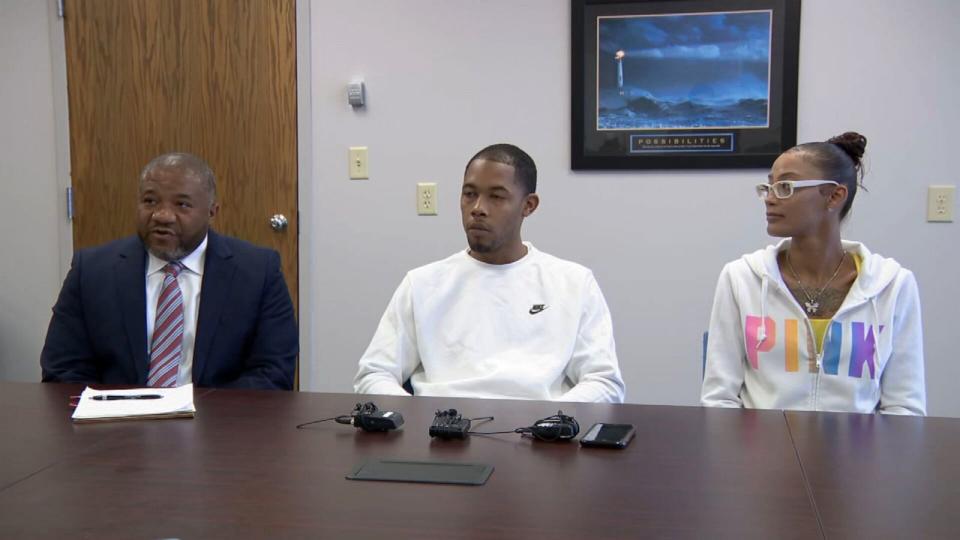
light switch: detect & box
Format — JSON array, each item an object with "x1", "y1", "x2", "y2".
[
  {"x1": 417, "y1": 182, "x2": 437, "y2": 215},
  {"x1": 349, "y1": 147, "x2": 368, "y2": 179},
  {"x1": 927, "y1": 185, "x2": 955, "y2": 222}
]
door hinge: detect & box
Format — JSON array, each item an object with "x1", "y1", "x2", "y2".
[
  {"x1": 66, "y1": 186, "x2": 74, "y2": 220},
  {"x1": 57, "y1": 0, "x2": 65, "y2": 19}
]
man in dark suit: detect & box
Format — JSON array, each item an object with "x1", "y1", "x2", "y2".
[{"x1": 41, "y1": 153, "x2": 297, "y2": 390}]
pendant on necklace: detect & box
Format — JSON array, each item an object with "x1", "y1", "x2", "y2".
[{"x1": 804, "y1": 301, "x2": 819, "y2": 314}]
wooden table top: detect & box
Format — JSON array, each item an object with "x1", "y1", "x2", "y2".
[{"x1": 1, "y1": 381, "x2": 954, "y2": 539}]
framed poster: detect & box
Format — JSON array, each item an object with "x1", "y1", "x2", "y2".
[{"x1": 572, "y1": 0, "x2": 801, "y2": 169}]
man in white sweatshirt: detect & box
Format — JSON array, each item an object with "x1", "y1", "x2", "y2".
[{"x1": 354, "y1": 144, "x2": 625, "y2": 403}]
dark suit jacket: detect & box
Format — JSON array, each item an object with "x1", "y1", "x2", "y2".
[{"x1": 41, "y1": 230, "x2": 298, "y2": 390}]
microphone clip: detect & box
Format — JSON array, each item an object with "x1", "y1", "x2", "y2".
[
  {"x1": 527, "y1": 410, "x2": 580, "y2": 441},
  {"x1": 347, "y1": 401, "x2": 404, "y2": 432},
  {"x1": 429, "y1": 409, "x2": 472, "y2": 439}
]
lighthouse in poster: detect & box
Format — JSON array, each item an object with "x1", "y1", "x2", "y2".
[{"x1": 615, "y1": 50, "x2": 625, "y2": 95}]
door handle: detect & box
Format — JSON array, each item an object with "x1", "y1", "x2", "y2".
[{"x1": 269, "y1": 214, "x2": 288, "y2": 232}]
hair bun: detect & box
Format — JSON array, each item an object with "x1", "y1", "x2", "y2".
[{"x1": 827, "y1": 131, "x2": 867, "y2": 165}]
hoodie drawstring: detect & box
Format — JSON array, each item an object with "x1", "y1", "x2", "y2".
[
  {"x1": 756, "y1": 275, "x2": 770, "y2": 349},
  {"x1": 871, "y1": 297, "x2": 882, "y2": 375}
]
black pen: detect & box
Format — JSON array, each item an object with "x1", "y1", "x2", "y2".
[{"x1": 91, "y1": 394, "x2": 163, "y2": 401}]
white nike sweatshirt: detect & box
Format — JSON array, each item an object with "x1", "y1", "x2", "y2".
[
  {"x1": 354, "y1": 243, "x2": 625, "y2": 403},
  {"x1": 701, "y1": 239, "x2": 926, "y2": 415}
]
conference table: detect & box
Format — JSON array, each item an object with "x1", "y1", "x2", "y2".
[{"x1": 0, "y1": 382, "x2": 956, "y2": 539}]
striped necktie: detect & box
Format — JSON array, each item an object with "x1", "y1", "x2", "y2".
[{"x1": 147, "y1": 262, "x2": 185, "y2": 388}]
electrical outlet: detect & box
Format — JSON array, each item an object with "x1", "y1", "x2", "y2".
[
  {"x1": 927, "y1": 185, "x2": 955, "y2": 222},
  {"x1": 417, "y1": 182, "x2": 437, "y2": 215},
  {"x1": 349, "y1": 147, "x2": 368, "y2": 179}
]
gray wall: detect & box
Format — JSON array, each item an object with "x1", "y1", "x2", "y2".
[
  {"x1": 0, "y1": 0, "x2": 65, "y2": 382},
  {"x1": 301, "y1": 0, "x2": 960, "y2": 416}
]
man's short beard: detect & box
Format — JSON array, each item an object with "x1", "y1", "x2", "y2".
[
  {"x1": 139, "y1": 229, "x2": 189, "y2": 262},
  {"x1": 467, "y1": 238, "x2": 494, "y2": 253},
  {"x1": 147, "y1": 246, "x2": 187, "y2": 262}
]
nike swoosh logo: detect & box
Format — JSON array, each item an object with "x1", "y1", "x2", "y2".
[{"x1": 529, "y1": 304, "x2": 547, "y2": 315}]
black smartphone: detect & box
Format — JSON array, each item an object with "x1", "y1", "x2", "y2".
[{"x1": 579, "y1": 423, "x2": 635, "y2": 449}]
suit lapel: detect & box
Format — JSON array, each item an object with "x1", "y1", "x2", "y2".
[
  {"x1": 194, "y1": 231, "x2": 236, "y2": 384},
  {"x1": 115, "y1": 237, "x2": 149, "y2": 384}
]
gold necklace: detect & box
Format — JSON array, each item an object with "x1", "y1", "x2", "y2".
[{"x1": 785, "y1": 250, "x2": 846, "y2": 315}]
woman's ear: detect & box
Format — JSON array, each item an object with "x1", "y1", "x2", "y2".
[{"x1": 827, "y1": 184, "x2": 848, "y2": 212}]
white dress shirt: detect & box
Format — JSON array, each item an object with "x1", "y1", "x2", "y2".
[{"x1": 145, "y1": 235, "x2": 207, "y2": 386}]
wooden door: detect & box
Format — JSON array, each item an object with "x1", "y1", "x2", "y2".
[{"x1": 63, "y1": 0, "x2": 298, "y2": 312}]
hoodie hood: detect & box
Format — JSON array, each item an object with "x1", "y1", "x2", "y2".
[{"x1": 744, "y1": 238, "x2": 903, "y2": 301}]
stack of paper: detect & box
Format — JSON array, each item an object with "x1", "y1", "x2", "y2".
[{"x1": 72, "y1": 384, "x2": 196, "y2": 423}]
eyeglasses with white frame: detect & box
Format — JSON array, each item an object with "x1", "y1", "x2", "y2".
[{"x1": 756, "y1": 179, "x2": 839, "y2": 199}]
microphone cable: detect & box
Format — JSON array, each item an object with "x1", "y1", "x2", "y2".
[{"x1": 469, "y1": 410, "x2": 580, "y2": 441}]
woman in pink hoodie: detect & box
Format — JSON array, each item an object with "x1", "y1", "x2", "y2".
[{"x1": 701, "y1": 132, "x2": 926, "y2": 415}]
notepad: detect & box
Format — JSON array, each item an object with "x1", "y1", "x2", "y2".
[{"x1": 72, "y1": 384, "x2": 196, "y2": 423}]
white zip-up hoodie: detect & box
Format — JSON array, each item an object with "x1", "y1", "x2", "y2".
[{"x1": 701, "y1": 239, "x2": 926, "y2": 415}]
